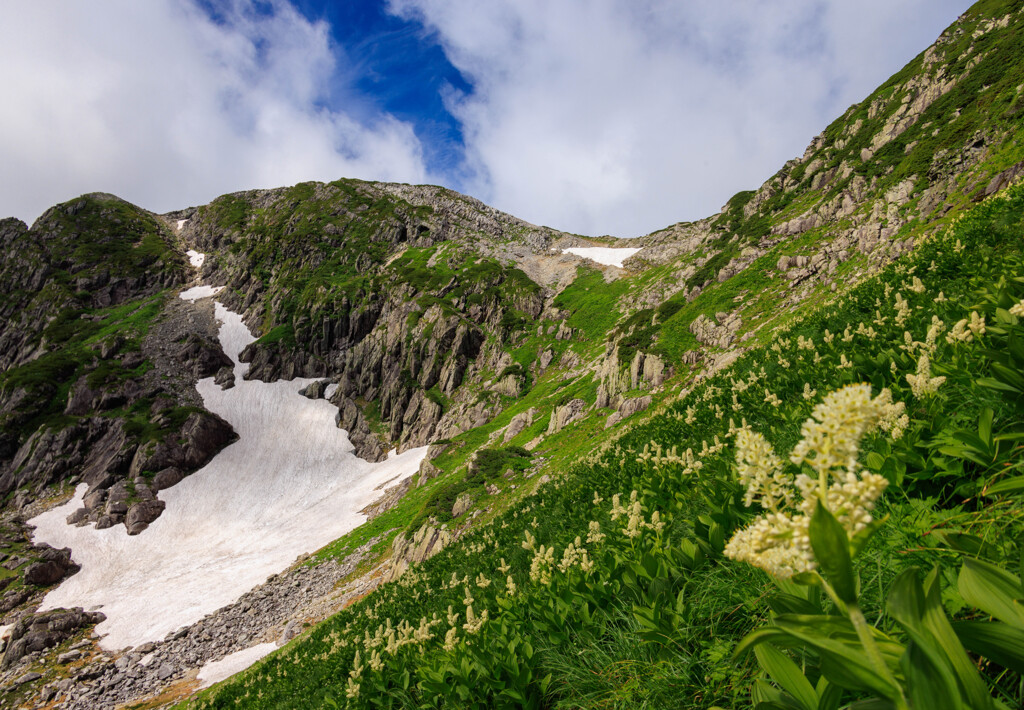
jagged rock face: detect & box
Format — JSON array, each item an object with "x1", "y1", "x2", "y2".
[
  {"x1": 0, "y1": 195, "x2": 188, "y2": 372},
  {"x1": 382, "y1": 521, "x2": 452, "y2": 583},
  {"x1": 172, "y1": 180, "x2": 551, "y2": 454},
  {"x1": 547, "y1": 399, "x2": 588, "y2": 434},
  {"x1": 690, "y1": 311, "x2": 743, "y2": 350},
  {"x1": 0, "y1": 200, "x2": 239, "y2": 525}
]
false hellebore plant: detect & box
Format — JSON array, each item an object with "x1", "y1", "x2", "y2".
[{"x1": 725, "y1": 383, "x2": 1007, "y2": 710}]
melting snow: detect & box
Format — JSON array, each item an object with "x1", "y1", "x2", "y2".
[
  {"x1": 564, "y1": 247, "x2": 641, "y2": 267},
  {"x1": 186, "y1": 249, "x2": 205, "y2": 268},
  {"x1": 198, "y1": 643, "x2": 278, "y2": 688},
  {"x1": 179, "y1": 285, "x2": 223, "y2": 301},
  {"x1": 30, "y1": 258, "x2": 426, "y2": 650},
  {"x1": 176, "y1": 219, "x2": 189, "y2": 230}
]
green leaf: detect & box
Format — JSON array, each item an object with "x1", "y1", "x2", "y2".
[
  {"x1": 754, "y1": 644, "x2": 819, "y2": 710},
  {"x1": 985, "y1": 476, "x2": 1024, "y2": 496},
  {"x1": 815, "y1": 676, "x2": 843, "y2": 710},
  {"x1": 919, "y1": 568, "x2": 992, "y2": 710},
  {"x1": 769, "y1": 592, "x2": 822, "y2": 616},
  {"x1": 993, "y1": 362, "x2": 1024, "y2": 390},
  {"x1": 978, "y1": 408, "x2": 994, "y2": 447},
  {"x1": 952, "y1": 620, "x2": 1024, "y2": 673},
  {"x1": 735, "y1": 627, "x2": 797, "y2": 659},
  {"x1": 791, "y1": 571, "x2": 823, "y2": 588},
  {"x1": 809, "y1": 501, "x2": 857, "y2": 603},
  {"x1": 865, "y1": 451, "x2": 886, "y2": 471},
  {"x1": 929, "y1": 530, "x2": 988, "y2": 556},
  {"x1": 976, "y1": 376, "x2": 1019, "y2": 394},
  {"x1": 845, "y1": 700, "x2": 898, "y2": 709},
  {"x1": 959, "y1": 557, "x2": 1024, "y2": 628},
  {"x1": 901, "y1": 641, "x2": 962, "y2": 710},
  {"x1": 889, "y1": 568, "x2": 992, "y2": 710},
  {"x1": 770, "y1": 618, "x2": 901, "y2": 699}
]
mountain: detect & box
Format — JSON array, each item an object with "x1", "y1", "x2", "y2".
[{"x1": 3, "y1": 1, "x2": 1024, "y2": 707}]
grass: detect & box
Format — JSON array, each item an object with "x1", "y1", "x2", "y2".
[{"x1": 182, "y1": 163, "x2": 1024, "y2": 710}]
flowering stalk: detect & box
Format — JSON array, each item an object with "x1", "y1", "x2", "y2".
[{"x1": 726, "y1": 383, "x2": 909, "y2": 706}]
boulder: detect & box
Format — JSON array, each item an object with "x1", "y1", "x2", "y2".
[
  {"x1": 383, "y1": 522, "x2": 452, "y2": 583},
  {"x1": 151, "y1": 467, "x2": 183, "y2": 491},
  {"x1": 416, "y1": 459, "x2": 441, "y2": 486},
  {"x1": 214, "y1": 366, "x2": 235, "y2": 389},
  {"x1": 23, "y1": 546, "x2": 78, "y2": 587},
  {"x1": 502, "y1": 408, "x2": 536, "y2": 444},
  {"x1": 126, "y1": 500, "x2": 166, "y2": 535},
  {"x1": 452, "y1": 493, "x2": 474, "y2": 518},
  {"x1": 175, "y1": 334, "x2": 233, "y2": 378},
  {"x1": 298, "y1": 380, "x2": 331, "y2": 399},
  {"x1": 618, "y1": 395, "x2": 652, "y2": 418}
]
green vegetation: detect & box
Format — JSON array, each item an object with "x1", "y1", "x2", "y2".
[
  {"x1": 0, "y1": 294, "x2": 168, "y2": 449},
  {"x1": 183, "y1": 180, "x2": 1024, "y2": 710},
  {"x1": 8, "y1": 7, "x2": 1024, "y2": 708},
  {"x1": 553, "y1": 267, "x2": 631, "y2": 342}
]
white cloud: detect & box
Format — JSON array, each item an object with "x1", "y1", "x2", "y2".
[
  {"x1": 390, "y1": 0, "x2": 971, "y2": 236},
  {"x1": 0, "y1": 0, "x2": 975, "y2": 236},
  {"x1": 0, "y1": 0, "x2": 431, "y2": 225}
]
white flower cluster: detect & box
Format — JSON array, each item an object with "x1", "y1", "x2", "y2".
[
  {"x1": 724, "y1": 384, "x2": 894, "y2": 579},
  {"x1": 947, "y1": 311, "x2": 986, "y2": 344},
  {"x1": 905, "y1": 353, "x2": 945, "y2": 398}
]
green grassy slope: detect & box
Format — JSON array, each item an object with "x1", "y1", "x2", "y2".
[{"x1": 183, "y1": 172, "x2": 1024, "y2": 710}]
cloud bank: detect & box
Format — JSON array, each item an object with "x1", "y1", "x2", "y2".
[
  {"x1": 390, "y1": 0, "x2": 969, "y2": 236},
  {"x1": 0, "y1": 0, "x2": 971, "y2": 236},
  {"x1": 0, "y1": 0, "x2": 430, "y2": 225}
]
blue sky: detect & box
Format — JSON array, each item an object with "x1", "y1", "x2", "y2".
[
  {"x1": 0, "y1": 0, "x2": 972, "y2": 236},
  {"x1": 287, "y1": 0, "x2": 472, "y2": 176}
]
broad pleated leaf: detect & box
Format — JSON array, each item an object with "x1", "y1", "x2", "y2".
[{"x1": 754, "y1": 643, "x2": 819, "y2": 710}]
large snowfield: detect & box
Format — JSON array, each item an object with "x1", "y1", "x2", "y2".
[
  {"x1": 563, "y1": 246, "x2": 640, "y2": 267},
  {"x1": 30, "y1": 265, "x2": 427, "y2": 652}
]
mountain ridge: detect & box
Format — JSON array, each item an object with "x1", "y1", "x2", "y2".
[{"x1": 2, "y1": 1, "x2": 1024, "y2": 706}]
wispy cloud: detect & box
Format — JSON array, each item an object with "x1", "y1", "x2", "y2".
[
  {"x1": 0, "y1": 0, "x2": 971, "y2": 236},
  {"x1": 0, "y1": 0, "x2": 431, "y2": 224},
  {"x1": 390, "y1": 0, "x2": 969, "y2": 236}
]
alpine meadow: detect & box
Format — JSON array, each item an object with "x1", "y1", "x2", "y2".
[{"x1": 3, "y1": 2, "x2": 1024, "y2": 709}]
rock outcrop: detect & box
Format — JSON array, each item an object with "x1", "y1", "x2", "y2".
[
  {"x1": 547, "y1": 399, "x2": 588, "y2": 434},
  {"x1": 382, "y1": 522, "x2": 453, "y2": 583},
  {"x1": 1, "y1": 608, "x2": 105, "y2": 670}
]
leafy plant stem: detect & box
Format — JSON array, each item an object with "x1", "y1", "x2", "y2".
[{"x1": 848, "y1": 601, "x2": 907, "y2": 709}]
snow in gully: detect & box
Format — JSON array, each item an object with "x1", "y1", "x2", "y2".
[
  {"x1": 563, "y1": 247, "x2": 640, "y2": 267},
  {"x1": 30, "y1": 261, "x2": 427, "y2": 651}
]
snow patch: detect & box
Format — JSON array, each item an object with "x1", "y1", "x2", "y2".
[
  {"x1": 179, "y1": 285, "x2": 223, "y2": 301},
  {"x1": 176, "y1": 219, "x2": 189, "y2": 230},
  {"x1": 186, "y1": 249, "x2": 205, "y2": 268},
  {"x1": 197, "y1": 643, "x2": 278, "y2": 688},
  {"x1": 564, "y1": 247, "x2": 640, "y2": 268},
  {"x1": 29, "y1": 290, "x2": 427, "y2": 650}
]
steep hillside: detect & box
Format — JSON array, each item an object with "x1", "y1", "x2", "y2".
[
  {"x1": 184, "y1": 178, "x2": 1024, "y2": 709},
  {"x1": 0, "y1": 195, "x2": 237, "y2": 623},
  {"x1": 2, "y1": 1, "x2": 1024, "y2": 707}
]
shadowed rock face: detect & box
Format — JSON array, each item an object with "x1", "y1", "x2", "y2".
[
  {"x1": 173, "y1": 180, "x2": 557, "y2": 458},
  {"x1": 0, "y1": 195, "x2": 238, "y2": 534},
  {"x1": 1, "y1": 608, "x2": 105, "y2": 669}
]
